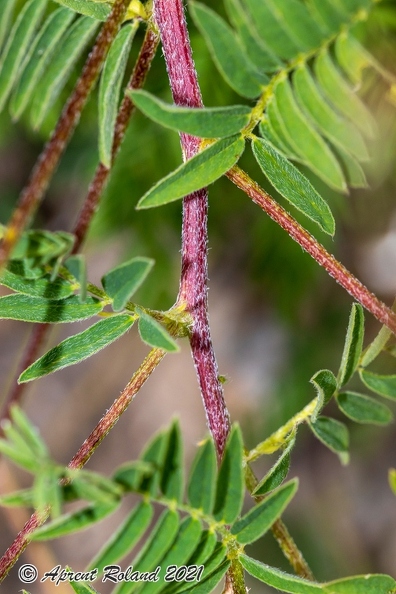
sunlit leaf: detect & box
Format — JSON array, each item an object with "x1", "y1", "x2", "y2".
[
  {"x1": 252, "y1": 136, "x2": 335, "y2": 235},
  {"x1": 137, "y1": 135, "x2": 245, "y2": 209},
  {"x1": 19, "y1": 314, "x2": 134, "y2": 382}
]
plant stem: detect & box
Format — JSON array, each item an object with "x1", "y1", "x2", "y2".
[
  {"x1": 153, "y1": 0, "x2": 230, "y2": 459},
  {"x1": 0, "y1": 27, "x2": 160, "y2": 424},
  {"x1": 227, "y1": 166, "x2": 396, "y2": 336},
  {"x1": 0, "y1": 0, "x2": 132, "y2": 271},
  {"x1": 0, "y1": 347, "x2": 165, "y2": 581}
]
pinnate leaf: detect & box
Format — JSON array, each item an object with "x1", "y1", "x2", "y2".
[
  {"x1": 19, "y1": 314, "x2": 134, "y2": 383},
  {"x1": 189, "y1": 2, "x2": 266, "y2": 98},
  {"x1": 309, "y1": 416, "x2": 349, "y2": 464},
  {"x1": 102, "y1": 257, "x2": 154, "y2": 312},
  {"x1": 186, "y1": 560, "x2": 230, "y2": 594},
  {"x1": 263, "y1": 0, "x2": 324, "y2": 52},
  {"x1": 0, "y1": 0, "x2": 18, "y2": 52},
  {"x1": 129, "y1": 90, "x2": 252, "y2": 138},
  {"x1": 337, "y1": 303, "x2": 364, "y2": 387},
  {"x1": 99, "y1": 21, "x2": 138, "y2": 167},
  {"x1": 336, "y1": 391, "x2": 393, "y2": 425},
  {"x1": 359, "y1": 370, "x2": 396, "y2": 400},
  {"x1": 0, "y1": 0, "x2": 48, "y2": 112},
  {"x1": 137, "y1": 309, "x2": 179, "y2": 352},
  {"x1": 214, "y1": 424, "x2": 244, "y2": 524},
  {"x1": 188, "y1": 437, "x2": 217, "y2": 514},
  {"x1": 137, "y1": 135, "x2": 245, "y2": 209},
  {"x1": 160, "y1": 420, "x2": 184, "y2": 502},
  {"x1": 252, "y1": 136, "x2": 335, "y2": 235},
  {"x1": 232, "y1": 479, "x2": 298, "y2": 544}
]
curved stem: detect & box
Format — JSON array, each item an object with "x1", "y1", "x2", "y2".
[
  {"x1": 154, "y1": 0, "x2": 230, "y2": 459},
  {"x1": 0, "y1": 0, "x2": 132, "y2": 271},
  {"x1": 0, "y1": 347, "x2": 165, "y2": 581},
  {"x1": 227, "y1": 166, "x2": 396, "y2": 336}
]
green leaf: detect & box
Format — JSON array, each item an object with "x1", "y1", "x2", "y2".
[
  {"x1": 68, "y1": 469, "x2": 122, "y2": 504},
  {"x1": 310, "y1": 369, "x2": 337, "y2": 422},
  {"x1": 273, "y1": 78, "x2": 347, "y2": 192},
  {"x1": 0, "y1": 488, "x2": 34, "y2": 508},
  {"x1": 99, "y1": 22, "x2": 138, "y2": 167},
  {"x1": 0, "y1": 0, "x2": 18, "y2": 52},
  {"x1": 0, "y1": 275, "x2": 64, "y2": 311},
  {"x1": 0, "y1": 267, "x2": 74, "y2": 299},
  {"x1": 138, "y1": 429, "x2": 168, "y2": 496},
  {"x1": 137, "y1": 310, "x2": 179, "y2": 352},
  {"x1": 70, "y1": 580, "x2": 99, "y2": 594},
  {"x1": 34, "y1": 466, "x2": 62, "y2": 518},
  {"x1": 160, "y1": 420, "x2": 184, "y2": 502},
  {"x1": 332, "y1": 0, "x2": 371, "y2": 15},
  {"x1": 102, "y1": 257, "x2": 154, "y2": 312},
  {"x1": 240, "y1": 555, "x2": 323, "y2": 593},
  {"x1": 336, "y1": 391, "x2": 393, "y2": 425},
  {"x1": 314, "y1": 49, "x2": 376, "y2": 139},
  {"x1": 140, "y1": 517, "x2": 203, "y2": 594},
  {"x1": 223, "y1": 0, "x2": 282, "y2": 73},
  {"x1": 232, "y1": 479, "x2": 298, "y2": 544},
  {"x1": 32, "y1": 500, "x2": 119, "y2": 540},
  {"x1": 10, "y1": 7, "x2": 75, "y2": 120},
  {"x1": 335, "y1": 32, "x2": 371, "y2": 85},
  {"x1": 253, "y1": 435, "x2": 295, "y2": 496},
  {"x1": 337, "y1": 304, "x2": 365, "y2": 387},
  {"x1": 112, "y1": 460, "x2": 154, "y2": 491},
  {"x1": 214, "y1": 424, "x2": 244, "y2": 524},
  {"x1": 65, "y1": 255, "x2": 87, "y2": 302},
  {"x1": 252, "y1": 136, "x2": 335, "y2": 235},
  {"x1": 336, "y1": 145, "x2": 368, "y2": 189},
  {"x1": 359, "y1": 370, "x2": 396, "y2": 400},
  {"x1": 88, "y1": 501, "x2": 153, "y2": 572},
  {"x1": 261, "y1": 0, "x2": 324, "y2": 52},
  {"x1": 186, "y1": 560, "x2": 230, "y2": 594},
  {"x1": 188, "y1": 437, "x2": 217, "y2": 514},
  {"x1": 264, "y1": 101, "x2": 302, "y2": 160},
  {"x1": 19, "y1": 314, "x2": 134, "y2": 382},
  {"x1": 305, "y1": 0, "x2": 346, "y2": 33},
  {"x1": 10, "y1": 406, "x2": 48, "y2": 459},
  {"x1": 325, "y1": 574, "x2": 396, "y2": 593},
  {"x1": 292, "y1": 64, "x2": 369, "y2": 162},
  {"x1": 53, "y1": 0, "x2": 111, "y2": 21},
  {"x1": 30, "y1": 16, "x2": 99, "y2": 129},
  {"x1": 137, "y1": 135, "x2": 245, "y2": 209},
  {"x1": 0, "y1": 0, "x2": 48, "y2": 112},
  {"x1": 189, "y1": 2, "x2": 266, "y2": 98},
  {"x1": 309, "y1": 416, "x2": 349, "y2": 464},
  {"x1": 242, "y1": 0, "x2": 300, "y2": 60},
  {"x1": 389, "y1": 469, "x2": 396, "y2": 495},
  {"x1": 129, "y1": 90, "x2": 252, "y2": 138},
  {"x1": 0, "y1": 438, "x2": 40, "y2": 472}
]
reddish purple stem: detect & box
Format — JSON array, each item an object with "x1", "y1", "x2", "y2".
[{"x1": 154, "y1": 0, "x2": 230, "y2": 457}]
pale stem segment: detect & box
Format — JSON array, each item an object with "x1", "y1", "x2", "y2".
[{"x1": 153, "y1": 0, "x2": 231, "y2": 460}]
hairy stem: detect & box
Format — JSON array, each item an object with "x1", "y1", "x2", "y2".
[
  {"x1": 0, "y1": 0, "x2": 132, "y2": 271},
  {"x1": 0, "y1": 348, "x2": 165, "y2": 581},
  {"x1": 227, "y1": 166, "x2": 396, "y2": 336},
  {"x1": 0, "y1": 27, "x2": 160, "y2": 424},
  {"x1": 154, "y1": 0, "x2": 230, "y2": 459}
]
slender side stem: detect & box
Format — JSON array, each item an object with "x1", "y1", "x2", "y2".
[
  {"x1": 0, "y1": 347, "x2": 165, "y2": 581},
  {"x1": 227, "y1": 166, "x2": 396, "y2": 336},
  {"x1": 0, "y1": 0, "x2": 132, "y2": 271},
  {"x1": 0, "y1": 27, "x2": 160, "y2": 423},
  {"x1": 154, "y1": 0, "x2": 230, "y2": 458},
  {"x1": 72, "y1": 25, "x2": 160, "y2": 251}
]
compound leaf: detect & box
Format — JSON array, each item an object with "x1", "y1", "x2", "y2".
[
  {"x1": 129, "y1": 90, "x2": 252, "y2": 138},
  {"x1": 0, "y1": 0, "x2": 18, "y2": 52},
  {"x1": 189, "y1": 2, "x2": 265, "y2": 98},
  {"x1": 262, "y1": 0, "x2": 324, "y2": 52},
  {"x1": 137, "y1": 135, "x2": 245, "y2": 209},
  {"x1": 232, "y1": 479, "x2": 298, "y2": 544},
  {"x1": 252, "y1": 136, "x2": 335, "y2": 235},
  {"x1": 336, "y1": 391, "x2": 393, "y2": 425},
  {"x1": 160, "y1": 419, "x2": 184, "y2": 502},
  {"x1": 19, "y1": 314, "x2": 134, "y2": 382},
  {"x1": 188, "y1": 437, "x2": 217, "y2": 514},
  {"x1": 99, "y1": 21, "x2": 138, "y2": 167}
]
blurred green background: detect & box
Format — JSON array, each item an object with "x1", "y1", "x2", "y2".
[{"x1": 0, "y1": 1, "x2": 396, "y2": 592}]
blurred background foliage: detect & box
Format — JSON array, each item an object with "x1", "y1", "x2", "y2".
[{"x1": 1, "y1": 0, "x2": 396, "y2": 591}]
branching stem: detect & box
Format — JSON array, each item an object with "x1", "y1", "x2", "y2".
[
  {"x1": 227, "y1": 166, "x2": 396, "y2": 336},
  {"x1": 153, "y1": 0, "x2": 230, "y2": 459}
]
